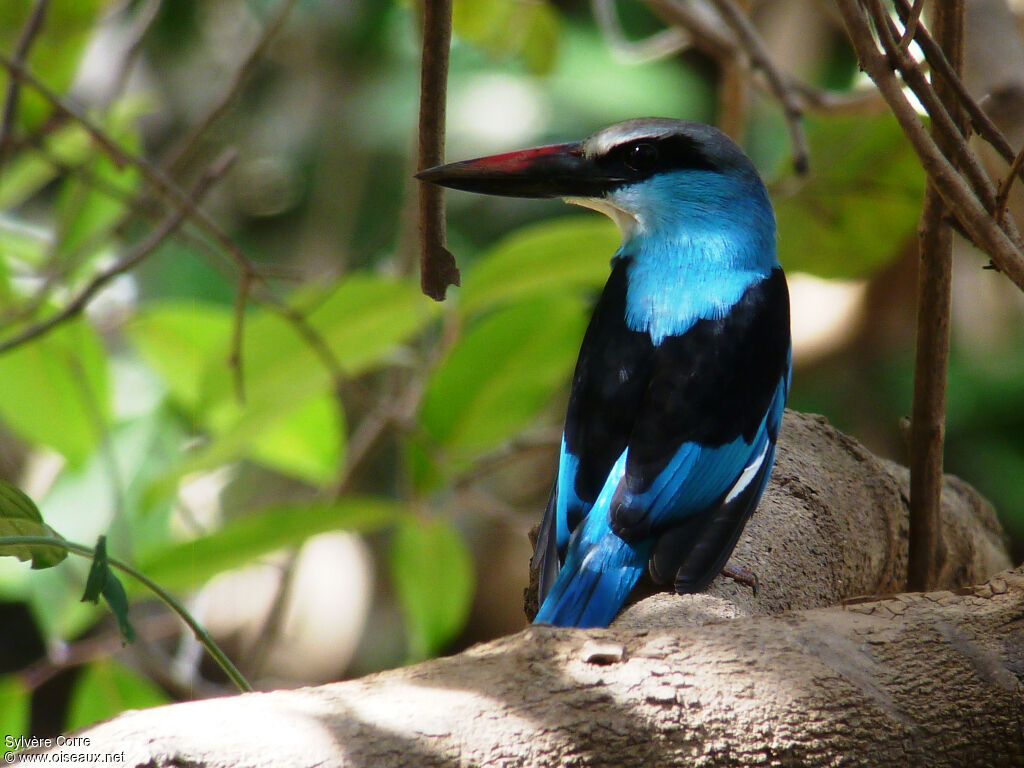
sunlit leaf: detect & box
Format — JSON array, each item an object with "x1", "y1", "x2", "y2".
[
  {"x1": 65, "y1": 660, "x2": 169, "y2": 732},
  {"x1": 0, "y1": 319, "x2": 109, "y2": 467},
  {"x1": 0, "y1": 125, "x2": 96, "y2": 210},
  {"x1": 203, "y1": 274, "x2": 438, "y2": 420},
  {"x1": 246, "y1": 394, "x2": 345, "y2": 485},
  {"x1": 138, "y1": 497, "x2": 400, "y2": 592},
  {"x1": 421, "y1": 296, "x2": 586, "y2": 464},
  {"x1": 453, "y1": 0, "x2": 561, "y2": 73},
  {"x1": 0, "y1": 479, "x2": 67, "y2": 569},
  {"x1": 460, "y1": 216, "x2": 617, "y2": 317},
  {"x1": 775, "y1": 115, "x2": 926, "y2": 279},
  {"x1": 126, "y1": 301, "x2": 234, "y2": 412},
  {"x1": 390, "y1": 516, "x2": 474, "y2": 660}
]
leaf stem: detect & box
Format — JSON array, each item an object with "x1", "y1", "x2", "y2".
[{"x1": 0, "y1": 536, "x2": 253, "y2": 693}]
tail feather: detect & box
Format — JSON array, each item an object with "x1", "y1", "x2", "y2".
[{"x1": 533, "y1": 524, "x2": 651, "y2": 628}]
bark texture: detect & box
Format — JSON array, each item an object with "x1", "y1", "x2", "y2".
[{"x1": 36, "y1": 412, "x2": 1019, "y2": 768}]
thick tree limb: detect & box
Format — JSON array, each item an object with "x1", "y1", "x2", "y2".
[{"x1": 35, "y1": 413, "x2": 1016, "y2": 767}]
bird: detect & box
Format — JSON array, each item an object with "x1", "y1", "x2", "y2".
[{"x1": 418, "y1": 118, "x2": 791, "y2": 628}]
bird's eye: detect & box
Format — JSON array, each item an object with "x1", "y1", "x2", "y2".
[{"x1": 624, "y1": 142, "x2": 658, "y2": 173}]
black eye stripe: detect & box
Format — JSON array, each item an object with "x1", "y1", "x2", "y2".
[{"x1": 600, "y1": 134, "x2": 719, "y2": 181}]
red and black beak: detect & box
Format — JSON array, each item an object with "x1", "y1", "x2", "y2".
[{"x1": 417, "y1": 141, "x2": 617, "y2": 199}]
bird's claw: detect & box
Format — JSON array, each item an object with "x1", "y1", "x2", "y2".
[{"x1": 721, "y1": 564, "x2": 759, "y2": 596}]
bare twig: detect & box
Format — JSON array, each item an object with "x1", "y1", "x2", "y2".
[
  {"x1": 897, "y1": 0, "x2": 925, "y2": 52},
  {"x1": 645, "y1": 0, "x2": 736, "y2": 58},
  {"x1": 108, "y1": 0, "x2": 164, "y2": 106},
  {"x1": 867, "y1": 0, "x2": 1024, "y2": 253},
  {"x1": 835, "y1": 0, "x2": 1024, "y2": 291},
  {"x1": 0, "y1": 0, "x2": 49, "y2": 164},
  {"x1": 0, "y1": 150, "x2": 236, "y2": 354},
  {"x1": 230, "y1": 271, "x2": 254, "y2": 404},
  {"x1": 417, "y1": 0, "x2": 460, "y2": 301},
  {"x1": 708, "y1": 0, "x2": 809, "y2": 174},
  {"x1": 162, "y1": 0, "x2": 299, "y2": 174},
  {"x1": 995, "y1": 144, "x2": 1024, "y2": 227},
  {"x1": 0, "y1": 54, "x2": 261, "y2": 274},
  {"x1": 592, "y1": 0, "x2": 692, "y2": 63},
  {"x1": 646, "y1": 0, "x2": 886, "y2": 118},
  {"x1": 891, "y1": 0, "x2": 1024, "y2": 171},
  {"x1": 20, "y1": 612, "x2": 181, "y2": 692}
]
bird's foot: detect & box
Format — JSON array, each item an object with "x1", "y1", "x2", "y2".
[{"x1": 721, "y1": 564, "x2": 759, "y2": 596}]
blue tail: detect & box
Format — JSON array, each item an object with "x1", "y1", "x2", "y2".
[{"x1": 534, "y1": 513, "x2": 652, "y2": 628}]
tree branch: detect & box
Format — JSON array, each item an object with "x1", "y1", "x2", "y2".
[
  {"x1": 907, "y1": 0, "x2": 963, "y2": 593},
  {"x1": 34, "y1": 413, "x2": 1015, "y2": 767}
]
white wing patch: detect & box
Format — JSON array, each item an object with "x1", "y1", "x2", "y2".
[{"x1": 724, "y1": 438, "x2": 770, "y2": 505}]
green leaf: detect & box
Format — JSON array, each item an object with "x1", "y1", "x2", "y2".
[
  {"x1": 164, "y1": 274, "x2": 436, "y2": 480},
  {"x1": 126, "y1": 301, "x2": 234, "y2": 412},
  {"x1": 459, "y1": 216, "x2": 617, "y2": 317},
  {"x1": 207, "y1": 273, "x2": 439, "y2": 409},
  {"x1": 520, "y1": 0, "x2": 561, "y2": 74},
  {"x1": 775, "y1": 115, "x2": 926, "y2": 279},
  {"x1": 390, "y1": 516, "x2": 474, "y2": 661},
  {"x1": 0, "y1": 675, "x2": 29, "y2": 738},
  {"x1": 0, "y1": 479, "x2": 67, "y2": 569},
  {"x1": 138, "y1": 497, "x2": 400, "y2": 592},
  {"x1": 174, "y1": 274, "x2": 436, "y2": 439},
  {"x1": 421, "y1": 297, "x2": 586, "y2": 466},
  {"x1": 0, "y1": 319, "x2": 109, "y2": 467},
  {"x1": 245, "y1": 394, "x2": 345, "y2": 485},
  {"x1": 100, "y1": 569, "x2": 135, "y2": 645},
  {"x1": 65, "y1": 659, "x2": 169, "y2": 732},
  {"x1": 80, "y1": 535, "x2": 135, "y2": 644},
  {"x1": 0, "y1": 124, "x2": 96, "y2": 210},
  {"x1": 81, "y1": 535, "x2": 109, "y2": 603}
]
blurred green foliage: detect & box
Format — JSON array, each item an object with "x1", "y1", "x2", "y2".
[{"x1": 0, "y1": 0, "x2": 1021, "y2": 739}]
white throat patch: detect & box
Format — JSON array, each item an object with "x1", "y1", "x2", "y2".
[{"x1": 563, "y1": 196, "x2": 638, "y2": 241}]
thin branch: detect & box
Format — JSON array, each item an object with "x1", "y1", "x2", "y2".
[
  {"x1": 0, "y1": 53, "x2": 256, "y2": 274},
  {"x1": 645, "y1": 0, "x2": 737, "y2": 58},
  {"x1": 891, "y1": 0, "x2": 1024, "y2": 169},
  {"x1": 230, "y1": 271, "x2": 253, "y2": 404},
  {"x1": 107, "y1": 0, "x2": 164, "y2": 107},
  {"x1": 865, "y1": 1, "x2": 1005, "y2": 222},
  {"x1": 834, "y1": 0, "x2": 1024, "y2": 292},
  {"x1": 0, "y1": 32, "x2": 353, "y2": 414},
  {"x1": 708, "y1": 0, "x2": 809, "y2": 174},
  {"x1": 417, "y1": 0, "x2": 460, "y2": 301},
  {"x1": 0, "y1": 150, "x2": 236, "y2": 354},
  {"x1": 592, "y1": 0, "x2": 692, "y2": 64},
  {"x1": 995, "y1": 144, "x2": 1024, "y2": 227},
  {"x1": 20, "y1": 612, "x2": 180, "y2": 692},
  {"x1": 162, "y1": 0, "x2": 299, "y2": 174},
  {"x1": 897, "y1": 0, "x2": 925, "y2": 52},
  {"x1": 0, "y1": 535, "x2": 253, "y2": 693},
  {"x1": 0, "y1": 0, "x2": 49, "y2": 165}
]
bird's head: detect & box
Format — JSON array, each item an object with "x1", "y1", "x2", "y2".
[{"x1": 417, "y1": 118, "x2": 774, "y2": 246}]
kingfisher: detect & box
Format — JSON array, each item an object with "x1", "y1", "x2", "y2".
[{"x1": 418, "y1": 118, "x2": 791, "y2": 628}]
